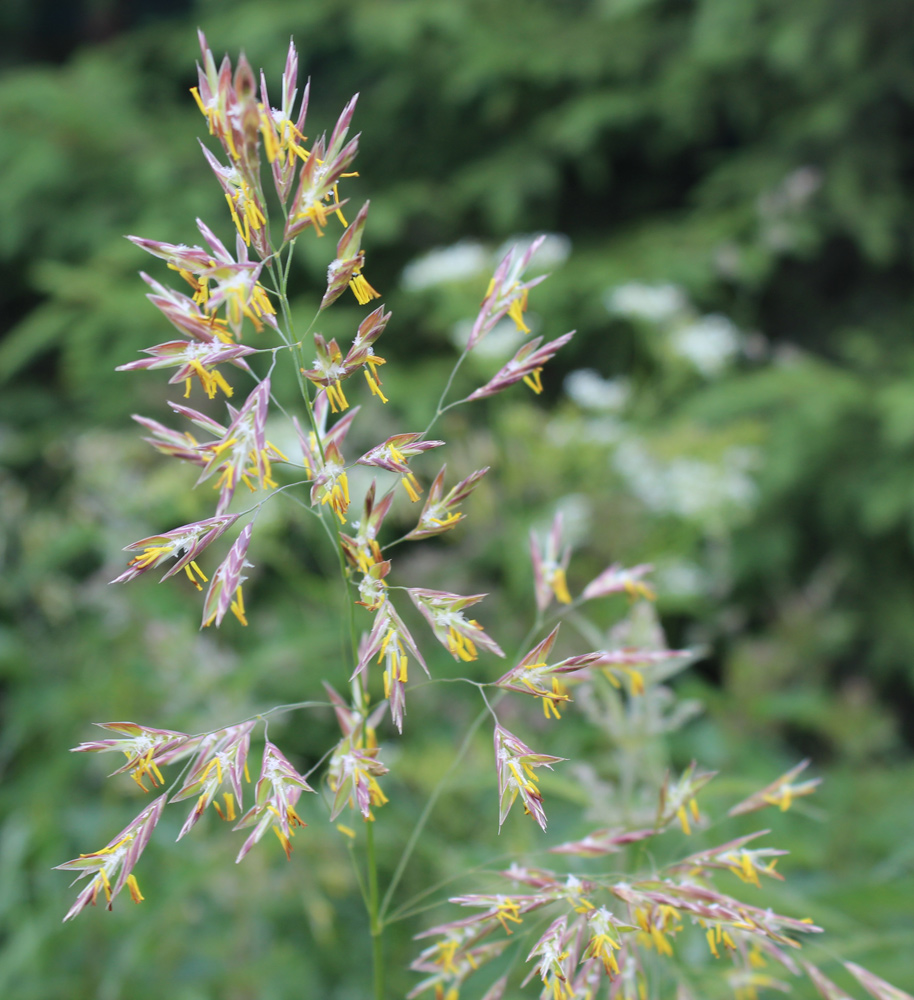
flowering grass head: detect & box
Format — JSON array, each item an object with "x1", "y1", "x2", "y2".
[
  {"x1": 356, "y1": 598, "x2": 427, "y2": 732},
  {"x1": 71, "y1": 722, "x2": 192, "y2": 791},
  {"x1": 171, "y1": 722, "x2": 254, "y2": 839},
  {"x1": 112, "y1": 514, "x2": 238, "y2": 588},
  {"x1": 404, "y1": 465, "x2": 489, "y2": 541},
  {"x1": 531, "y1": 513, "x2": 573, "y2": 611},
  {"x1": 234, "y1": 742, "x2": 314, "y2": 861},
  {"x1": 495, "y1": 625, "x2": 602, "y2": 719},
  {"x1": 494, "y1": 724, "x2": 565, "y2": 831},
  {"x1": 469, "y1": 236, "x2": 548, "y2": 348},
  {"x1": 57, "y1": 794, "x2": 166, "y2": 921},
  {"x1": 408, "y1": 588, "x2": 505, "y2": 662},
  {"x1": 57, "y1": 32, "x2": 910, "y2": 1000}
]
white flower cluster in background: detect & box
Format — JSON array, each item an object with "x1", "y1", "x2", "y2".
[
  {"x1": 603, "y1": 282, "x2": 687, "y2": 323},
  {"x1": 756, "y1": 165, "x2": 823, "y2": 253},
  {"x1": 564, "y1": 369, "x2": 631, "y2": 412},
  {"x1": 401, "y1": 233, "x2": 571, "y2": 292},
  {"x1": 401, "y1": 241, "x2": 491, "y2": 291},
  {"x1": 653, "y1": 559, "x2": 713, "y2": 599},
  {"x1": 612, "y1": 439, "x2": 759, "y2": 529},
  {"x1": 604, "y1": 281, "x2": 749, "y2": 378},
  {"x1": 669, "y1": 313, "x2": 742, "y2": 376}
]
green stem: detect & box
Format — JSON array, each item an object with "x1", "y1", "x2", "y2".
[
  {"x1": 266, "y1": 250, "x2": 361, "y2": 669},
  {"x1": 420, "y1": 346, "x2": 470, "y2": 439},
  {"x1": 378, "y1": 695, "x2": 495, "y2": 923},
  {"x1": 366, "y1": 820, "x2": 385, "y2": 1000}
]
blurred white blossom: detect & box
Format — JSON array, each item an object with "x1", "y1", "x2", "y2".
[
  {"x1": 670, "y1": 314, "x2": 742, "y2": 376},
  {"x1": 401, "y1": 241, "x2": 490, "y2": 290},
  {"x1": 604, "y1": 282, "x2": 687, "y2": 322},
  {"x1": 613, "y1": 440, "x2": 759, "y2": 528},
  {"x1": 547, "y1": 414, "x2": 625, "y2": 448},
  {"x1": 654, "y1": 559, "x2": 711, "y2": 599},
  {"x1": 564, "y1": 369, "x2": 631, "y2": 412}
]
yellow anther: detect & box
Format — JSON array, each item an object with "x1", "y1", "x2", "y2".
[
  {"x1": 550, "y1": 568, "x2": 572, "y2": 604},
  {"x1": 430, "y1": 513, "x2": 461, "y2": 527},
  {"x1": 297, "y1": 201, "x2": 329, "y2": 236},
  {"x1": 523, "y1": 367, "x2": 544, "y2": 394},
  {"x1": 272, "y1": 825, "x2": 293, "y2": 858},
  {"x1": 350, "y1": 271, "x2": 380, "y2": 305},
  {"x1": 231, "y1": 585, "x2": 248, "y2": 626},
  {"x1": 677, "y1": 804, "x2": 691, "y2": 835},
  {"x1": 99, "y1": 867, "x2": 113, "y2": 903},
  {"x1": 543, "y1": 696, "x2": 562, "y2": 720},
  {"x1": 126, "y1": 873, "x2": 144, "y2": 904},
  {"x1": 625, "y1": 579, "x2": 656, "y2": 602},
  {"x1": 189, "y1": 86, "x2": 207, "y2": 117},
  {"x1": 402, "y1": 474, "x2": 421, "y2": 502},
  {"x1": 326, "y1": 381, "x2": 349, "y2": 413},
  {"x1": 183, "y1": 562, "x2": 207, "y2": 590},
  {"x1": 507, "y1": 289, "x2": 531, "y2": 333},
  {"x1": 259, "y1": 110, "x2": 280, "y2": 163},
  {"x1": 627, "y1": 667, "x2": 646, "y2": 696},
  {"x1": 364, "y1": 369, "x2": 389, "y2": 403},
  {"x1": 707, "y1": 927, "x2": 719, "y2": 958}
]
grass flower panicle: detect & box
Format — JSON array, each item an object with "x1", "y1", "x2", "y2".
[
  {"x1": 408, "y1": 588, "x2": 505, "y2": 662},
  {"x1": 341, "y1": 480, "x2": 395, "y2": 574},
  {"x1": 201, "y1": 522, "x2": 254, "y2": 627},
  {"x1": 494, "y1": 724, "x2": 566, "y2": 831},
  {"x1": 495, "y1": 625, "x2": 603, "y2": 719},
  {"x1": 656, "y1": 762, "x2": 717, "y2": 835},
  {"x1": 71, "y1": 722, "x2": 193, "y2": 791},
  {"x1": 842, "y1": 962, "x2": 914, "y2": 1000},
  {"x1": 258, "y1": 39, "x2": 310, "y2": 200},
  {"x1": 294, "y1": 395, "x2": 359, "y2": 479},
  {"x1": 466, "y1": 331, "x2": 575, "y2": 401},
  {"x1": 357, "y1": 433, "x2": 445, "y2": 500},
  {"x1": 138, "y1": 271, "x2": 233, "y2": 343},
  {"x1": 522, "y1": 915, "x2": 573, "y2": 999},
  {"x1": 234, "y1": 741, "x2": 314, "y2": 862},
  {"x1": 468, "y1": 235, "x2": 548, "y2": 348},
  {"x1": 58, "y1": 32, "x2": 911, "y2": 1000},
  {"x1": 171, "y1": 722, "x2": 254, "y2": 840},
  {"x1": 112, "y1": 514, "x2": 239, "y2": 587},
  {"x1": 582, "y1": 562, "x2": 657, "y2": 603},
  {"x1": 57, "y1": 794, "x2": 166, "y2": 921},
  {"x1": 284, "y1": 99, "x2": 360, "y2": 241},
  {"x1": 531, "y1": 513, "x2": 573, "y2": 611},
  {"x1": 196, "y1": 379, "x2": 288, "y2": 514},
  {"x1": 547, "y1": 826, "x2": 657, "y2": 858},
  {"x1": 322, "y1": 200, "x2": 381, "y2": 308},
  {"x1": 328, "y1": 741, "x2": 389, "y2": 822},
  {"x1": 355, "y1": 598, "x2": 428, "y2": 731},
  {"x1": 404, "y1": 465, "x2": 489, "y2": 541},
  {"x1": 670, "y1": 832, "x2": 788, "y2": 887},
  {"x1": 728, "y1": 759, "x2": 823, "y2": 816},
  {"x1": 117, "y1": 337, "x2": 254, "y2": 399}
]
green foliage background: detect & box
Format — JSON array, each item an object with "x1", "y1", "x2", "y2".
[{"x1": 1, "y1": 0, "x2": 913, "y2": 997}]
